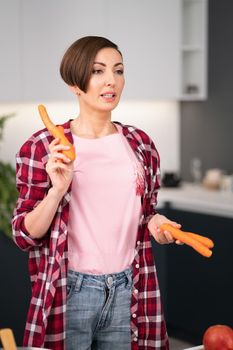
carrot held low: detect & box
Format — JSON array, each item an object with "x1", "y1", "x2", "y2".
[
  {"x1": 160, "y1": 223, "x2": 214, "y2": 258},
  {"x1": 38, "y1": 104, "x2": 76, "y2": 161}
]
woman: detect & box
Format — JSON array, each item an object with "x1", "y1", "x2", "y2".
[{"x1": 12, "y1": 36, "x2": 180, "y2": 350}]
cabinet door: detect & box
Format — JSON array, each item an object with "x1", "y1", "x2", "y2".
[
  {"x1": 0, "y1": 0, "x2": 21, "y2": 102},
  {"x1": 21, "y1": 0, "x2": 106, "y2": 102},
  {"x1": 104, "y1": 0, "x2": 180, "y2": 100},
  {"x1": 165, "y1": 209, "x2": 233, "y2": 344}
]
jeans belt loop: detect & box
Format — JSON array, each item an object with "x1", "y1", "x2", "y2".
[{"x1": 74, "y1": 273, "x2": 84, "y2": 292}]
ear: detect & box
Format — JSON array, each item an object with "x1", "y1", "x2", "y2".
[{"x1": 68, "y1": 85, "x2": 82, "y2": 96}]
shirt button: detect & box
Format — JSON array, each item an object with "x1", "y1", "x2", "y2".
[
  {"x1": 134, "y1": 337, "x2": 137, "y2": 342},
  {"x1": 134, "y1": 289, "x2": 139, "y2": 294},
  {"x1": 132, "y1": 313, "x2": 137, "y2": 318},
  {"x1": 137, "y1": 241, "x2": 140, "y2": 246},
  {"x1": 135, "y1": 264, "x2": 139, "y2": 269}
]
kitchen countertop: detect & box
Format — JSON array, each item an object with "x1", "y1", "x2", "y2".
[{"x1": 157, "y1": 182, "x2": 233, "y2": 218}]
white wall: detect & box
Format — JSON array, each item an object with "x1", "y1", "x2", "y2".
[
  {"x1": 0, "y1": 1, "x2": 181, "y2": 180},
  {"x1": 0, "y1": 101, "x2": 180, "y2": 175}
]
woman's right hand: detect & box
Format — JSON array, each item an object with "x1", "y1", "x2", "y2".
[{"x1": 46, "y1": 138, "x2": 74, "y2": 196}]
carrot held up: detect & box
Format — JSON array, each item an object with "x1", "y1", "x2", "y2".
[
  {"x1": 160, "y1": 223, "x2": 214, "y2": 258},
  {"x1": 38, "y1": 104, "x2": 76, "y2": 161}
]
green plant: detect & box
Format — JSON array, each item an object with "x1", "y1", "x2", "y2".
[{"x1": 0, "y1": 114, "x2": 18, "y2": 238}]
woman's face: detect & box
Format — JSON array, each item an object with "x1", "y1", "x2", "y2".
[{"x1": 79, "y1": 47, "x2": 125, "y2": 113}]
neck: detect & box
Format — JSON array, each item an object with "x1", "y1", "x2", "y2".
[{"x1": 71, "y1": 110, "x2": 117, "y2": 138}]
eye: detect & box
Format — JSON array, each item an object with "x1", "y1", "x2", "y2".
[
  {"x1": 92, "y1": 69, "x2": 103, "y2": 74},
  {"x1": 115, "y1": 69, "x2": 124, "y2": 75}
]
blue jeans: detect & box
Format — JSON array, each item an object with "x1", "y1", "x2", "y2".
[{"x1": 65, "y1": 267, "x2": 132, "y2": 350}]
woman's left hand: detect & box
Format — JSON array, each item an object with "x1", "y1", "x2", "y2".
[{"x1": 148, "y1": 213, "x2": 182, "y2": 245}]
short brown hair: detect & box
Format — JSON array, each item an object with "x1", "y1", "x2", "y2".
[{"x1": 60, "y1": 36, "x2": 122, "y2": 92}]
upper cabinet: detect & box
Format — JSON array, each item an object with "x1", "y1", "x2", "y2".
[
  {"x1": 0, "y1": 0, "x2": 208, "y2": 102},
  {"x1": 103, "y1": 0, "x2": 181, "y2": 100},
  {"x1": 180, "y1": 0, "x2": 208, "y2": 100},
  {"x1": 0, "y1": 0, "x2": 22, "y2": 102}
]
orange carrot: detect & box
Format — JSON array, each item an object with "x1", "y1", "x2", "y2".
[
  {"x1": 0, "y1": 328, "x2": 17, "y2": 350},
  {"x1": 38, "y1": 104, "x2": 75, "y2": 161},
  {"x1": 160, "y1": 223, "x2": 213, "y2": 258},
  {"x1": 185, "y1": 231, "x2": 214, "y2": 249}
]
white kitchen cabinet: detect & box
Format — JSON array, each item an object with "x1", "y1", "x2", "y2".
[
  {"x1": 0, "y1": 0, "x2": 108, "y2": 102},
  {"x1": 103, "y1": 0, "x2": 181, "y2": 100},
  {"x1": 0, "y1": 0, "x2": 208, "y2": 102},
  {"x1": 0, "y1": 0, "x2": 21, "y2": 102},
  {"x1": 180, "y1": 0, "x2": 208, "y2": 100},
  {"x1": 20, "y1": 0, "x2": 107, "y2": 102}
]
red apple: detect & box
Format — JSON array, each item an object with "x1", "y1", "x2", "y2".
[{"x1": 203, "y1": 324, "x2": 233, "y2": 350}]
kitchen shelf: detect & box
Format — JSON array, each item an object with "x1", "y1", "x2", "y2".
[{"x1": 180, "y1": 0, "x2": 208, "y2": 100}]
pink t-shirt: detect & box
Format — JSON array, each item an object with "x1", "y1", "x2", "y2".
[{"x1": 68, "y1": 125, "x2": 143, "y2": 274}]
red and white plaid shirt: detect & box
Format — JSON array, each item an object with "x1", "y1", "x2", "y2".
[{"x1": 12, "y1": 120, "x2": 169, "y2": 350}]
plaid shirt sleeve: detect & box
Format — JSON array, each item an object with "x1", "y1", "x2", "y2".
[
  {"x1": 121, "y1": 124, "x2": 169, "y2": 350},
  {"x1": 12, "y1": 126, "x2": 70, "y2": 350},
  {"x1": 12, "y1": 131, "x2": 51, "y2": 251},
  {"x1": 145, "y1": 137, "x2": 161, "y2": 221}
]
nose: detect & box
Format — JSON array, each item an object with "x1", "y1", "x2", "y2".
[{"x1": 105, "y1": 71, "x2": 115, "y2": 87}]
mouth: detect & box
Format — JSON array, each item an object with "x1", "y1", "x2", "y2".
[{"x1": 100, "y1": 92, "x2": 116, "y2": 99}]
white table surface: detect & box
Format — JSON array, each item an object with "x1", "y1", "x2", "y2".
[{"x1": 158, "y1": 183, "x2": 233, "y2": 218}]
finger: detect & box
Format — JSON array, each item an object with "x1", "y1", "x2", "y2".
[
  {"x1": 158, "y1": 236, "x2": 171, "y2": 245},
  {"x1": 149, "y1": 226, "x2": 165, "y2": 243},
  {"x1": 49, "y1": 138, "x2": 60, "y2": 148},
  {"x1": 49, "y1": 144, "x2": 71, "y2": 153},
  {"x1": 48, "y1": 152, "x2": 71, "y2": 163},
  {"x1": 163, "y1": 230, "x2": 175, "y2": 243},
  {"x1": 48, "y1": 147, "x2": 71, "y2": 158},
  {"x1": 156, "y1": 234, "x2": 167, "y2": 244},
  {"x1": 175, "y1": 240, "x2": 184, "y2": 245},
  {"x1": 48, "y1": 137, "x2": 70, "y2": 149},
  {"x1": 169, "y1": 221, "x2": 182, "y2": 229},
  {"x1": 155, "y1": 229, "x2": 173, "y2": 244},
  {"x1": 47, "y1": 161, "x2": 73, "y2": 172}
]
